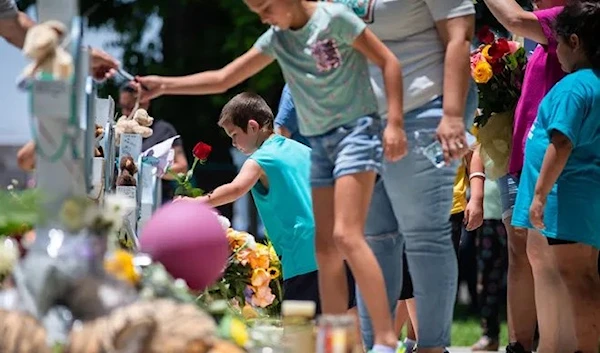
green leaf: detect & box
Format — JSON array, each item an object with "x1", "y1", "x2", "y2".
[{"x1": 189, "y1": 188, "x2": 205, "y2": 197}]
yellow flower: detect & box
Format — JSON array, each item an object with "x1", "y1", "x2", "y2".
[
  {"x1": 251, "y1": 268, "x2": 271, "y2": 288},
  {"x1": 482, "y1": 44, "x2": 492, "y2": 62},
  {"x1": 104, "y1": 250, "x2": 140, "y2": 286},
  {"x1": 472, "y1": 61, "x2": 493, "y2": 84},
  {"x1": 268, "y1": 246, "x2": 280, "y2": 267},
  {"x1": 268, "y1": 267, "x2": 280, "y2": 280},
  {"x1": 230, "y1": 317, "x2": 249, "y2": 347}
]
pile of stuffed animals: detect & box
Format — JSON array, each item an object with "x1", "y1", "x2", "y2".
[{"x1": 115, "y1": 108, "x2": 154, "y2": 145}]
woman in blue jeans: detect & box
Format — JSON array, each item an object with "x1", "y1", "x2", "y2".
[{"x1": 327, "y1": 0, "x2": 477, "y2": 352}]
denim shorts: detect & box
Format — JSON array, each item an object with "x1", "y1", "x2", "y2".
[
  {"x1": 498, "y1": 173, "x2": 519, "y2": 221},
  {"x1": 306, "y1": 115, "x2": 383, "y2": 187}
]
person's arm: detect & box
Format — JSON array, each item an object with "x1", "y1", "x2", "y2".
[
  {"x1": 193, "y1": 159, "x2": 263, "y2": 208},
  {"x1": 136, "y1": 48, "x2": 274, "y2": 102},
  {"x1": 529, "y1": 132, "x2": 572, "y2": 229},
  {"x1": 16, "y1": 141, "x2": 36, "y2": 172},
  {"x1": 353, "y1": 28, "x2": 405, "y2": 161},
  {"x1": 274, "y1": 85, "x2": 298, "y2": 139},
  {"x1": 464, "y1": 146, "x2": 485, "y2": 230},
  {"x1": 482, "y1": 0, "x2": 549, "y2": 45},
  {"x1": 433, "y1": 12, "x2": 474, "y2": 161},
  {"x1": 0, "y1": 9, "x2": 34, "y2": 48},
  {"x1": 162, "y1": 145, "x2": 188, "y2": 180}
]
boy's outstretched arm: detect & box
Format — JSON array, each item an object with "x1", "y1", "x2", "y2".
[
  {"x1": 353, "y1": 28, "x2": 406, "y2": 162},
  {"x1": 193, "y1": 159, "x2": 263, "y2": 208},
  {"x1": 529, "y1": 132, "x2": 573, "y2": 229},
  {"x1": 135, "y1": 48, "x2": 274, "y2": 102}
]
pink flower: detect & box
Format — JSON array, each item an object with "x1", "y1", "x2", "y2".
[
  {"x1": 508, "y1": 41, "x2": 521, "y2": 54},
  {"x1": 251, "y1": 285, "x2": 276, "y2": 308},
  {"x1": 470, "y1": 52, "x2": 484, "y2": 70}
]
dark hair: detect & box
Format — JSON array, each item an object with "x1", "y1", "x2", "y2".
[
  {"x1": 554, "y1": 0, "x2": 600, "y2": 68},
  {"x1": 218, "y1": 92, "x2": 274, "y2": 132},
  {"x1": 120, "y1": 82, "x2": 137, "y2": 93}
]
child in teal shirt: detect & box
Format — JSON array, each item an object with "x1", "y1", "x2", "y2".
[
  {"x1": 180, "y1": 92, "x2": 355, "y2": 312},
  {"x1": 511, "y1": 2, "x2": 600, "y2": 350}
]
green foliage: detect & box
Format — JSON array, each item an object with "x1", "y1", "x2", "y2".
[
  {"x1": 17, "y1": 0, "x2": 285, "y2": 201},
  {"x1": 0, "y1": 188, "x2": 43, "y2": 236}
]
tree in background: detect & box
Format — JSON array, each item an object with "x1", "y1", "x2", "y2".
[{"x1": 17, "y1": 0, "x2": 286, "y2": 220}]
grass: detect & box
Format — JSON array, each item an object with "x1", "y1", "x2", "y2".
[{"x1": 450, "y1": 303, "x2": 508, "y2": 347}]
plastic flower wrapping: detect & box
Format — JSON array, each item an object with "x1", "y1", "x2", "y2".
[
  {"x1": 200, "y1": 219, "x2": 283, "y2": 318},
  {"x1": 470, "y1": 26, "x2": 527, "y2": 179}
]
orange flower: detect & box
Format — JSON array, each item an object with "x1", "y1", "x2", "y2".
[
  {"x1": 249, "y1": 245, "x2": 270, "y2": 270},
  {"x1": 251, "y1": 285, "x2": 276, "y2": 308},
  {"x1": 472, "y1": 61, "x2": 493, "y2": 84},
  {"x1": 251, "y1": 268, "x2": 271, "y2": 288},
  {"x1": 235, "y1": 248, "x2": 252, "y2": 266},
  {"x1": 104, "y1": 250, "x2": 140, "y2": 286}
]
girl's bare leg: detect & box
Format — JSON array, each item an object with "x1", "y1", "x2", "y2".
[
  {"x1": 527, "y1": 230, "x2": 577, "y2": 353},
  {"x1": 505, "y1": 219, "x2": 537, "y2": 351},
  {"x1": 406, "y1": 298, "x2": 418, "y2": 341},
  {"x1": 553, "y1": 243, "x2": 600, "y2": 353},
  {"x1": 334, "y1": 172, "x2": 397, "y2": 348},
  {"x1": 313, "y1": 186, "x2": 349, "y2": 314},
  {"x1": 395, "y1": 301, "x2": 409, "y2": 338}
]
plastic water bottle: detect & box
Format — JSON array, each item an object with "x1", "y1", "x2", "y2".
[{"x1": 413, "y1": 129, "x2": 445, "y2": 168}]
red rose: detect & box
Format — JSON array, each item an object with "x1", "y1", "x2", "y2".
[
  {"x1": 488, "y1": 38, "x2": 511, "y2": 61},
  {"x1": 192, "y1": 141, "x2": 212, "y2": 161},
  {"x1": 477, "y1": 25, "x2": 495, "y2": 45}
]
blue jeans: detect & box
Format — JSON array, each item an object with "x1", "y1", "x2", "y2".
[
  {"x1": 358, "y1": 84, "x2": 478, "y2": 349},
  {"x1": 498, "y1": 173, "x2": 519, "y2": 221},
  {"x1": 307, "y1": 115, "x2": 383, "y2": 187}
]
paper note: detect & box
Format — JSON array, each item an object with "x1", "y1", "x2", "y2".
[
  {"x1": 32, "y1": 80, "x2": 71, "y2": 120},
  {"x1": 119, "y1": 133, "x2": 143, "y2": 163}
]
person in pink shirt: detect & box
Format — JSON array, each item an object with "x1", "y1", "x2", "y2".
[{"x1": 480, "y1": 1, "x2": 566, "y2": 353}]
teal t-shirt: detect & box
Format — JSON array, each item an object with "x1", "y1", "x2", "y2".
[
  {"x1": 249, "y1": 135, "x2": 318, "y2": 279},
  {"x1": 254, "y1": 2, "x2": 378, "y2": 137},
  {"x1": 513, "y1": 69, "x2": 600, "y2": 248}
]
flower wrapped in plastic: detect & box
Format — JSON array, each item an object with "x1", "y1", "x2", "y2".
[
  {"x1": 200, "y1": 217, "x2": 283, "y2": 317},
  {"x1": 470, "y1": 26, "x2": 527, "y2": 179}
]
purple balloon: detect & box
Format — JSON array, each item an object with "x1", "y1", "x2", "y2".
[{"x1": 139, "y1": 201, "x2": 228, "y2": 291}]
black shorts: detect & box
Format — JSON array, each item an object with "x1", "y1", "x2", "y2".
[
  {"x1": 283, "y1": 264, "x2": 356, "y2": 315},
  {"x1": 399, "y1": 212, "x2": 464, "y2": 300},
  {"x1": 546, "y1": 237, "x2": 576, "y2": 245},
  {"x1": 546, "y1": 238, "x2": 600, "y2": 275}
]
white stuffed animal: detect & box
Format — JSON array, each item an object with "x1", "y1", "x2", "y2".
[
  {"x1": 114, "y1": 108, "x2": 154, "y2": 145},
  {"x1": 21, "y1": 20, "x2": 73, "y2": 80}
]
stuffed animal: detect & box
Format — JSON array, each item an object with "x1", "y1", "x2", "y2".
[
  {"x1": 114, "y1": 108, "x2": 154, "y2": 145},
  {"x1": 117, "y1": 156, "x2": 138, "y2": 187},
  {"x1": 21, "y1": 20, "x2": 73, "y2": 80}
]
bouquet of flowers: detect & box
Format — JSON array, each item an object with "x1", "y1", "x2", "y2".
[
  {"x1": 470, "y1": 26, "x2": 528, "y2": 179},
  {"x1": 170, "y1": 141, "x2": 212, "y2": 197},
  {"x1": 200, "y1": 226, "x2": 283, "y2": 318}
]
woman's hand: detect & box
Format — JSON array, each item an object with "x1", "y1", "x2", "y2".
[
  {"x1": 173, "y1": 195, "x2": 205, "y2": 203},
  {"x1": 133, "y1": 75, "x2": 166, "y2": 103},
  {"x1": 529, "y1": 194, "x2": 546, "y2": 230},
  {"x1": 90, "y1": 48, "x2": 119, "y2": 81},
  {"x1": 437, "y1": 116, "x2": 469, "y2": 162},
  {"x1": 383, "y1": 123, "x2": 408, "y2": 162},
  {"x1": 464, "y1": 199, "x2": 484, "y2": 231}
]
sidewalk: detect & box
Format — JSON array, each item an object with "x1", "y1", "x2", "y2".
[{"x1": 447, "y1": 348, "x2": 504, "y2": 353}]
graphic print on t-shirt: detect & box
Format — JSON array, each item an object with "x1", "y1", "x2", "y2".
[
  {"x1": 310, "y1": 39, "x2": 342, "y2": 72},
  {"x1": 330, "y1": 0, "x2": 377, "y2": 23}
]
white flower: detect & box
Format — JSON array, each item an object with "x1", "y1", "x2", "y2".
[
  {"x1": 103, "y1": 194, "x2": 136, "y2": 232},
  {"x1": 0, "y1": 238, "x2": 19, "y2": 275},
  {"x1": 216, "y1": 215, "x2": 231, "y2": 231},
  {"x1": 244, "y1": 233, "x2": 257, "y2": 250}
]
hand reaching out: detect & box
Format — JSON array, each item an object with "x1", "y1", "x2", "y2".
[
  {"x1": 132, "y1": 75, "x2": 166, "y2": 103},
  {"x1": 90, "y1": 48, "x2": 119, "y2": 81}
]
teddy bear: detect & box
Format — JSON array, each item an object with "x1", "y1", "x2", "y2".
[
  {"x1": 116, "y1": 155, "x2": 138, "y2": 187},
  {"x1": 21, "y1": 20, "x2": 73, "y2": 80},
  {"x1": 114, "y1": 108, "x2": 154, "y2": 146}
]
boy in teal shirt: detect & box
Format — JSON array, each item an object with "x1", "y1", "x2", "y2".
[{"x1": 180, "y1": 92, "x2": 354, "y2": 311}]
